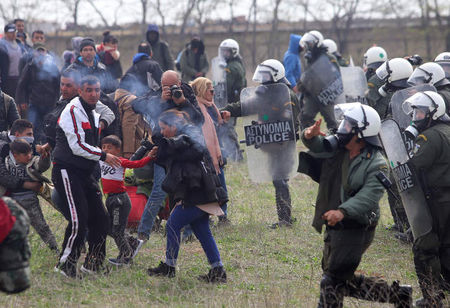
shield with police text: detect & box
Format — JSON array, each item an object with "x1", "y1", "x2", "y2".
[
  {"x1": 300, "y1": 54, "x2": 344, "y2": 106},
  {"x1": 240, "y1": 83, "x2": 297, "y2": 182},
  {"x1": 379, "y1": 119, "x2": 433, "y2": 240},
  {"x1": 340, "y1": 66, "x2": 368, "y2": 103},
  {"x1": 211, "y1": 56, "x2": 228, "y2": 108}
]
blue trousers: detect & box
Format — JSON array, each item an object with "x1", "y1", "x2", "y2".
[
  {"x1": 137, "y1": 164, "x2": 166, "y2": 238},
  {"x1": 165, "y1": 205, "x2": 222, "y2": 268}
]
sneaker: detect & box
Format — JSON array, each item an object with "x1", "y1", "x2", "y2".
[
  {"x1": 198, "y1": 266, "x2": 227, "y2": 283},
  {"x1": 108, "y1": 257, "x2": 132, "y2": 266},
  {"x1": 217, "y1": 216, "x2": 231, "y2": 227},
  {"x1": 54, "y1": 262, "x2": 77, "y2": 279},
  {"x1": 147, "y1": 261, "x2": 176, "y2": 278},
  {"x1": 390, "y1": 281, "x2": 412, "y2": 308},
  {"x1": 269, "y1": 220, "x2": 292, "y2": 229},
  {"x1": 130, "y1": 239, "x2": 144, "y2": 259},
  {"x1": 415, "y1": 297, "x2": 443, "y2": 308},
  {"x1": 80, "y1": 262, "x2": 110, "y2": 276},
  {"x1": 137, "y1": 233, "x2": 149, "y2": 242}
]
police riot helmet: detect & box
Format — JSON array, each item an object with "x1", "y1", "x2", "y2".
[
  {"x1": 408, "y1": 62, "x2": 450, "y2": 87},
  {"x1": 219, "y1": 39, "x2": 239, "y2": 60},
  {"x1": 376, "y1": 58, "x2": 413, "y2": 96},
  {"x1": 403, "y1": 91, "x2": 446, "y2": 124},
  {"x1": 324, "y1": 103, "x2": 382, "y2": 151},
  {"x1": 434, "y1": 52, "x2": 450, "y2": 79},
  {"x1": 252, "y1": 59, "x2": 286, "y2": 84},
  {"x1": 364, "y1": 46, "x2": 388, "y2": 70},
  {"x1": 322, "y1": 39, "x2": 338, "y2": 55},
  {"x1": 299, "y1": 30, "x2": 323, "y2": 51}
]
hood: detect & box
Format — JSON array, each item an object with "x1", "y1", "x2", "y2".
[
  {"x1": 71, "y1": 36, "x2": 83, "y2": 51},
  {"x1": 133, "y1": 52, "x2": 149, "y2": 64},
  {"x1": 146, "y1": 24, "x2": 160, "y2": 44},
  {"x1": 189, "y1": 38, "x2": 205, "y2": 55},
  {"x1": 288, "y1": 34, "x2": 302, "y2": 53}
]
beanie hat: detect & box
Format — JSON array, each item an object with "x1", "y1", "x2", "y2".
[{"x1": 79, "y1": 38, "x2": 96, "y2": 52}]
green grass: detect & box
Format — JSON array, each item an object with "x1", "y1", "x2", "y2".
[{"x1": 1, "y1": 122, "x2": 449, "y2": 307}]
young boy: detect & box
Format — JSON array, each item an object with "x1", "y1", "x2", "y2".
[
  {"x1": 100, "y1": 135, "x2": 155, "y2": 265},
  {"x1": 6, "y1": 139, "x2": 58, "y2": 251}
]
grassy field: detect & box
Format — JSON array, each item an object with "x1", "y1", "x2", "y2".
[{"x1": 1, "y1": 139, "x2": 448, "y2": 307}]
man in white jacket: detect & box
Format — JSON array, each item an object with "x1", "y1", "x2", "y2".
[{"x1": 52, "y1": 75, "x2": 120, "y2": 278}]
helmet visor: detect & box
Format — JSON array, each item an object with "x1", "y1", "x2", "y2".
[
  {"x1": 337, "y1": 116, "x2": 358, "y2": 135},
  {"x1": 402, "y1": 93, "x2": 433, "y2": 116},
  {"x1": 219, "y1": 47, "x2": 232, "y2": 60},
  {"x1": 375, "y1": 62, "x2": 390, "y2": 80},
  {"x1": 407, "y1": 68, "x2": 431, "y2": 86},
  {"x1": 436, "y1": 62, "x2": 450, "y2": 79},
  {"x1": 252, "y1": 65, "x2": 273, "y2": 83}
]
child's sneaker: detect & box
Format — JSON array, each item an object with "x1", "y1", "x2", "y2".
[
  {"x1": 54, "y1": 261, "x2": 77, "y2": 279},
  {"x1": 147, "y1": 261, "x2": 175, "y2": 278}
]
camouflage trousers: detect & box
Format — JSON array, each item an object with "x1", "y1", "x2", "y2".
[
  {"x1": 12, "y1": 193, "x2": 58, "y2": 251},
  {"x1": 0, "y1": 197, "x2": 31, "y2": 294}
]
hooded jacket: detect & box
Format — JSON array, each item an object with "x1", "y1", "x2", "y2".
[
  {"x1": 283, "y1": 34, "x2": 302, "y2": 87},
  {"x1": 124, "y1": 53, "x2": 163, "y2": 96},
  {"x1": 146, "y1": 24, "x2": 174, "y2": 71},
  {"x1": 67, "y1": 56, "x2": 115, "y2": 94},
  {"x1": 179, "y1": 39, "x2": 209, "y2": 83}
]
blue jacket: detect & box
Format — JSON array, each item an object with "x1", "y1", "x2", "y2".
[{"x1": 283, "y1": 34, "x2": 302, "y2": 87}]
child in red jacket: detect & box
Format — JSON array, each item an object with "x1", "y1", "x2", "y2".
[{"x1": 100, "y1": 135, "x2": 156, "y2": 266}]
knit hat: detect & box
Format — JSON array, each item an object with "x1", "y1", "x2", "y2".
[
  {"x1": 79, "y1": 37, "x2": 96, "y2": 52},
  {"x1": 4, "y1": 24, "x2": 16, "y2": 33}
]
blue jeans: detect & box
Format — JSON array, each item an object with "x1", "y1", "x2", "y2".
[
  {"x1": 28, "y1": 104, "x2": 51, "y2": 144},
  {"x1": 165, "y1": 205, "x2": 222, "y2": 267},
  {"x1": 137, "y1": 164, "x2": 166, "y2": 238},
  {"x1": 218, "y1": 167, "x2": 228, "y2": 216}
]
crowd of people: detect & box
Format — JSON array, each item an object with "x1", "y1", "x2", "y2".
[{"x1": 0, "y1": 18, "x2": 449, "y2": 308}]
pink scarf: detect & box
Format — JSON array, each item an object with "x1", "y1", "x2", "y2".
[{"x1": 196, "y1": 96, "x2": 223, "y2": 173}]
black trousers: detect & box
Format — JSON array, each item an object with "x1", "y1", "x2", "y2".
[
  {"x1": 52, "y1": 164, "x2": 109, "y2": 270},
  {"x1": 106, "y1": 192, "x2": 138, "y2": 258}
]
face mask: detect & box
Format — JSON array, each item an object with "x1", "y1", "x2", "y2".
[{"x1": 9, "y1": 135, "x2": 34, "y2": 144}]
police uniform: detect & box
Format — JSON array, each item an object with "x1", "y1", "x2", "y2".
[
  {"x1": 409, "y1": 123, "x2": 450, "y2": 305},
  {"x1": 299, "y1": 133, "x2": 410, "y2": 307},
  {"x1": 366, "y1": 74, "x2": 392, "y2": 119},
  {"x1": 0, "y1": 197, "x2": 31, "y2": 294}
]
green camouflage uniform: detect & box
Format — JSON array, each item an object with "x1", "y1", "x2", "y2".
[{"x1": 0, "y1": 197, "x2": 31, "y2": 294}]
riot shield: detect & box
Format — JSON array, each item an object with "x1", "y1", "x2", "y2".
[
  {"x1": 379, "y1": 119, "x2": 433, "y2": 240},
  {"x1": 300, "y1": 54, "x2": 344, "y2": 106},
  {"x1": 340, "y1": 66, "x2": 368, "y2": 103},
  {"x1": 390, "y1": 84, "x2": 437, "y2": 130},
  {"x1": 240, "y1": 83, "x2": 297, "y2": 183},
  {"x1": 211, "y1": 56, "x2": 228, "y2": 108}
]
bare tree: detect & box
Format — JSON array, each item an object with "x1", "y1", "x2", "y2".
[
  {"x1": 178, "y1": 0, "x2": 197, "y2": 36},
  {"x1": 60, "y1": 0, "x2": 82, "y2": 29},
  {"x1": 149, "y1": 0, "x2": 167, "y2": 36},
  {"x1": 86, "y1": 0, "x2": 110, "y2": 27},
  {"x1": 192, "y1": 0, "x2": 215, "y2": 37}
]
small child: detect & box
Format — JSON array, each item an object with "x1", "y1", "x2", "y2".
[
  {"x1": 5, "y1": 139, "x2": 58, "y2": 251},
  {"x1": 99, "y1": 135, "x2": 155, "y2": 265}
]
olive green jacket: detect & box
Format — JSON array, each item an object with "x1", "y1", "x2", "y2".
[
  {"x1": 365, "y1": 74, "x2": 393, "y2": 119},
  {"x1": 225, "y1": 57, "x2": 246, "y2": 104},
  {"x1": 299, "y1": 133, "x2": 388, "y2": 232},
  {"x1": 437, "y1": 84, "x2": 450, "y2": 113},
  {"x1": 179, "y1": 48, "x2": 209, "y2": 83}
]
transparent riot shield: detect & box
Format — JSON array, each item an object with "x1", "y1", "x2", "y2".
[
  {"x1": 379, "y1": 119, "x2": 433, "y2": 240},
  {"x1": 300, "y1": 54, "x2": 344, "y2": 106},
  {"x1": 240, "y1": 83, "x2": 297, "y2": 183},
  {"x1": 211, "y1": 56, "x2": 228, "y2": 108},
  {"x1": 340, "y1": 66, "x2": 368, "y2": 103},
  {"x1": 390, "y1": 84, "x2": 437, "y2": 130}
]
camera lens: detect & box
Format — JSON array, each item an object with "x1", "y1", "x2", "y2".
[{"x1": 173, "y1": 90, "x2": 182, "y2": 99}]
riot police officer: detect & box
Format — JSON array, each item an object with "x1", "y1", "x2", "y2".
[
  {"x1": 363, "y1": 46, "x2": 388, "y2": 81},
  {"x1": 407, "y1": 62, "x2": 450, "y2": 111},
  {"x1": 299, "y1": 104, "x2": 412, "y2": 308},
  {"x1": 322, "y1": 39, "x2": 349, "y2": 67},
  {"x1": 298, "y1": 30, "x2": 340, "y2": 130},
  {"x1": 402, "y1": 91, "x2": 450, "y2": 307},
  {"x1": 222, "y1": 59, "x2": 300, "y2": 228},
  {"x1": 435, "y1": 52, "x2": 450, "y2": 81}
]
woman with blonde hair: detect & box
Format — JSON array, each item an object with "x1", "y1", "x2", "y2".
[{"x1": 190, "y1": 77, "x2": 230, "y2": 225}]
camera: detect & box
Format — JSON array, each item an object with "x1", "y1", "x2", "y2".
[
  {"x1": 170, "y1": 85, "x2": 183, "y2": 99},
  {"x1": 130, "y1": 133, "x2": 156, "y2": 161},
  {"x1": 407, "y1": 54, "x2": 423, "y2": 66}
]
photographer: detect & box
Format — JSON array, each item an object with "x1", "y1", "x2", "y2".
[{"x1": 132, "y1": 70, "x2": 204, "y2": 241}]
